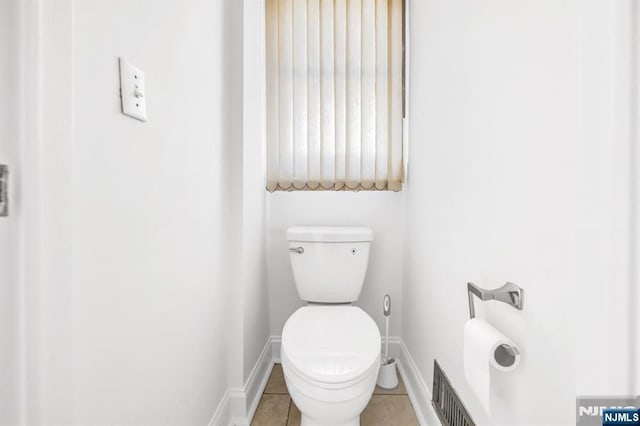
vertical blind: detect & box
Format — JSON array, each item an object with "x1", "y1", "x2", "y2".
[{"x1": 266, "y1": 0, "x2": 404, "y2": 191}]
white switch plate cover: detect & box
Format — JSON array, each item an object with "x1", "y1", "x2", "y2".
[{"x1": 119, "y1": 58, "x2": 147, "y2": 122}]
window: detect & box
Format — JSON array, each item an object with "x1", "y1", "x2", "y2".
[{"x1": 266, "y1": 0, "x2": 404, "y2": 191}]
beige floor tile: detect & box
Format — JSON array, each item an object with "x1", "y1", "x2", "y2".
[
  {"x1": 254, "y1": 367, "x2": 418, "y2": 426},
  {"x1": 286, "y1": 401, "x2": 302, "y2": 426},
  {"x1": 251, "y1": 394, "x2": 291, "y2": 426},
  {"x1": 284, "y1": 395, "x2": 418, "y2": 426},
  {"x1": 361, "y1": 395, "x2": 419, "y2": 426},
  {"x1": 373, "y1": 375, "x2": 408, "y2": 395},
  {"x1": 265, "y1": 364, "x2": 288, "y2": 394}
]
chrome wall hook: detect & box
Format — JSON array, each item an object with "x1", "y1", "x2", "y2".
[{"x1": 467, "y1": 281, "x2": 524, "y2": 319}]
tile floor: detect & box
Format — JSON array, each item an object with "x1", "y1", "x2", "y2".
[{"x1": 251, "y1": 364, "x2": 419, "y2": 426}]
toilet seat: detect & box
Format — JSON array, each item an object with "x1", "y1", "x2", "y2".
[{"x1": 281, "y1": 306, "x2": 381, "y2": 389}]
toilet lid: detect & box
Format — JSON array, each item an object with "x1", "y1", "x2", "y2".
[{"x1": 282, "y1": 306, "x2": 381, "y2": 384}]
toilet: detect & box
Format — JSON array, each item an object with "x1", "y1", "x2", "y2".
[{"x1": 281, "y1": 226, "x2": 381, "y2": 426}]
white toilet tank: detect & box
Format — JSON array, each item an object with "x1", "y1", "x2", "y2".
[{"x1": 287, "y1": 226, "x2": 374, "y2": 303}]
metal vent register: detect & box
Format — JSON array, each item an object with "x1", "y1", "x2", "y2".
[{"x1": 432, "y1": 360, "x2": 475, "y2": 426}]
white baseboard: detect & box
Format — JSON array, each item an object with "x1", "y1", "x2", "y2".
[
  {"x1": 271, "y1": 335, "x2": 281, "y2": 363},
  {"x1": 212, "y1": 337, "x2": 275, "y2": 426},
  {"x1": 273, "y1": 335, "x2": 402, "y2": 363},
  {"x1": 211, "y1": 335, "x2": 441, "y2": 426},
  {"x1": 207, "y1": 390, "x2": 231, "y2": 426},
  {"x1": 244, "y1": 339, "x2": 274, "y2": 423},
  {"x1": 397, "y1": 340, "x2": 441, "y2": 426},
  {"x1": 381, "y1": 336, "x2": 402, "y2": 360}
]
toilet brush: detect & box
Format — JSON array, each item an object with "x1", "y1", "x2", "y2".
[
  {"x1": 383, "y1": 296, "x2": 390, "y2": 363},
  {"x1": 376, "y1": 294, "x2": 399, "y2": 389}
]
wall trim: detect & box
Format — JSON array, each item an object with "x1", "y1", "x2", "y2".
[
  {"x1": 271, "y1": 335, "x2": 281, "y2": 363},
  {"x1": 242, "y1": 337, "x2": 275, "y2": 424},
  {"x1": 273, "y1": 335, "x2": 403, "y2": 363},
  {"x1": 216, "y1": 337, "x2": 274, "y2": 426},
  {"x1": 207, "y1": 390, "x2": 231, "y2": 426},
  {"x1": 397, "y1": 340, "x2": 441, "y2": 426}
]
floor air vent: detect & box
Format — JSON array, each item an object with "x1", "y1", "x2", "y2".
[{"x1": 432, "y1": 360, "x2": 475, "y2": 426}]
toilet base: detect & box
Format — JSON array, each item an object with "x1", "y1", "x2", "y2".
[{"x1": 301, "y1": 414, "x2": 360, "y2": 426}]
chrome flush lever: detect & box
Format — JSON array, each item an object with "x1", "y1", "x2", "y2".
[{"x1": 289, "y1": 247, "x2": 304, "y2": 254}]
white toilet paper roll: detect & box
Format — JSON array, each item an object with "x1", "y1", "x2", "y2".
[{"x1": 463, "y1": 318, "x2": 520, "y2": 413}]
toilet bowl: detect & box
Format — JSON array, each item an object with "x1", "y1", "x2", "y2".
[
  {"x1": 281, "y1": 305, "x2": 381, "y2": 426},
  {"x1": 281, "y1": 226, "x2": 380, "y2": 426}
]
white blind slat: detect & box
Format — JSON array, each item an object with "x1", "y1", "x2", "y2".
[
  {"x1": 319, "y1": 0, "x2": 335, "y2": 189},
  {"x1": 277, "y1": 0, "x2": 294, "y2": 188},
  {"x1": 345, "y1": 0, "x2": 362, "y2": 189},
  {"x1": 334, "y1": 0, "x2": 347, "y2": 189},
  {"x1": 361, "y1": 0, "x2": 376, "y2": 189},
  {"x1": 307, "y1": 0, "x2": 321, "y2": 189},
  {"x1": 292, "y1": 0, "x2": 308, "y2": 188},
  {"x1": 266, "y1": 0, "x2": 280, "y2": 192},
  {"x1": 374, "y1": 0, "x2": 388, "y2": 190},
  {"x1": 389, "y1": 0, "x2": 403, "y2": 191}
]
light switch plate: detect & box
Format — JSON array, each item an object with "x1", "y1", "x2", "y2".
[{"x1": 119, "y1": 58, "x2": 147, "y2": 122}]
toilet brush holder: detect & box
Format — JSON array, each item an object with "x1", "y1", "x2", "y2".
[{"x1": 377, "y1": 358, "x2": 398, "y2": 389}]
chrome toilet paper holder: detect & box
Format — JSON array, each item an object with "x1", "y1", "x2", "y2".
[
  {"x1": 467, "y1": 281, "x2": 524, "y2": 319},
  {"x1": 467, "y1": 282, "x2": 524, "y2": 360}
]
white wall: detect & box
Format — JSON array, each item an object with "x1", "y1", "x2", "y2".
[
  {"x1": 0, "y1": 0, "x2": 21, "y2": 422},
  {"x1": 266, "y1": 191, "x2": 405, "y2": 338},
  {"x1": 635, "y1": 1, "x2": 640, "y2": 396},
  {"x1": 68, "y1": 0, "x2": 246, "y2": 423},
  {"x1": 402, "y1": 0, "x2": 635, "y2": 425},
  {"x1": 242, "y1": 0, "x2": 271, "y2": 384},
  {"x1": 227, "y1": 1, "x2": 272, "y2": 411},
  {"x1": 225, "y1": 5, "x2": 272, "y2": 414},
  {"x1": 575, "y1": 0, "x2": 635, "y2": 396},
  {"x1": 9, "y1": 0, "x2": 269, "y2": 422}
]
